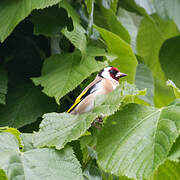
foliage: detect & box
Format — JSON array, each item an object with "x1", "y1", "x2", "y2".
[{"x1": 0, "y1": 0, "x2": 180, "y2": 180}]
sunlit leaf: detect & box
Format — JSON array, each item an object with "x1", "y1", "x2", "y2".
[
  {"x1": 32, "y1": 52, "x2": 107, "y2": 104},
  {"x1": 134, "y1": 0, "x2": 155, "y2": 15},
  {"x1": 137, "y1": 14, "x2": 178, "y2": 107},
  {"x1": 117, "y1": 7, "x2": 142, "y2": 53},
  {"x1": 34, "y1": 112, "x2": 96, "y2": 149},
  {"x1": 0, "y1": 169, "x2": 8, "y2": 180},
  {"x1": 152, "y1": 160, "x2": 180, "y2": 180},
  {"x1": 166, "y1": 80, "x2": 180, "y2": 99},
  {"x1": 0, "y1": 127, "x2": 22, "y2": 149},
  {"x1": 0, "y1": 132, "x2": 83, "y2": 180},
  {"x1": 60, "y1": 0, "x2": 87, "y2": 57},
  {"x1": 97, "y1": 103, "x2": 180, "y2": 179},
  {"x1": 154, "y1": 0, "x2": 180, "y2": 30},
  {"x1": 135, "y1": 63, "x2": 154, "y2": 105},
  {"x1": 94, "y1": 2, "x2": 131, "y2": 43},
  {"x1": 34, "y1": 82, "x2": 145, "y2": 149},
  {"x1": 94, "y1": 25, "x2": 137, "y2": 83}
]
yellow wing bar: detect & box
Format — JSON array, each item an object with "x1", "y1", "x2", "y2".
[{"x1": 67, "y1": 89, "x2": 88, "y2": 113}]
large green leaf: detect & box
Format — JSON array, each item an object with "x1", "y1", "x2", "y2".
[
  {"x1": 137, "y1": 15, "x2": 179, "y2": 107},
  {"x1": 154, "y1": 0, "x2": 180, "y2": 30},
  {"x1": 32, "y1": 52, "x2": 107, "y2": 104},
  {"x1": 137, "y1": 15, "x2": 178, "y2": 82},
  {"x1": 135, "y1": 63, "x2": 154, "y2": 105},
  {"x1": 0, "y1": 132, "x2": 83, "y2": 180},
  {"x1": 118, "y1": 0, "x2": 151, "y2": 18},
  {"x1": 92, "y1": 82, "x2": 146, "y2": 117},
  {"x1": 0, "y1": 67, "x2": 8, "y2": 105},
  {"x1": 134, "y1": 0, "x2": 155, "y2": 15},
  {"x1": 59, "y1": 0, "x2": 87, "y2": 57},
  {"x1": 96, "y1": 103, "x2": 180, "y2": 179},
  {"x1": 117, "y1": 7, "x2": 142, "y2": 53},
  {"x1": 0, "y1": 0, "x2": 62, "y2": 42},
  {"x1": 94, "y1": 25, "x2": 137, "y2": 83},
  {"x1": 166, "y1": 80, "x2": 180, "y2": 99},
  {"x1": 0, "y1": 169, "x2": 8, "y2": 180},
  {"x1": 0, "y1": 81, "x2": 57, "y2": 128},
  {"x1": 34, "y1": 82, "x2": 145, "y2": 150},
  {"x1": 34, "y1": 112, "x2": 96, "y2": 149},
  {"x1": 31, "y1": 6, "x2": 72, "y2": 37},
  {"x1": 152, "y1": 160, "x2": 180, "y2": 180},
  {"x1": 159, "y1": 36, "x2": 180, "y2": 88},
  {"x1": 94, "y1": 2, "x2": 131, "y2": 43}
]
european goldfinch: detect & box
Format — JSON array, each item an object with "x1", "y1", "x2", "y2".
[{"x1": 67, "y1": 66, "x2": 127, "y2": 115}]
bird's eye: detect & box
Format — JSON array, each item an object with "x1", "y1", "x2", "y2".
[{"x1": 109, "y1": 70, "x2": 116, "y2": 74}]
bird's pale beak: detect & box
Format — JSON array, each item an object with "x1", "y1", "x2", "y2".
[{"x1": 116, "y1": 72, "x2": 127, "y2": 78}]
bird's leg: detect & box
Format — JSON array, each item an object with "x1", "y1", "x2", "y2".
[{"x1": 92, "y1": 116, "x2": 103, "y2": 128}]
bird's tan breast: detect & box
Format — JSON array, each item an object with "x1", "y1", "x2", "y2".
[{"x1": 71, "y1": 79, "x2": 119, "y2": 114}]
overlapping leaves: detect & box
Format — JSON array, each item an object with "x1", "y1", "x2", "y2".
[
  {"x1": 0, "y1": 81, "x2": 57, "y2": 128},
  {"x1": 0, "y1": 132, "x2": 83, "y2": 180},
  {"x1": 0, "y1": 0, "x2": 62, "y2": 42},
  {"x1": 34, "y1": 82, "x2": 145, "y2": 150},
  {"x1": 59, "y1": 0, "x2": 87, "y2": 57},
  {"x1": 94, "y1": 25, "x2": 137, "y2": 83},
  {"x1": 97, "y1": 103, "x2": 180, "y2": 179},
  {"x1": 1, "y1": 0, "x2": 180, "y2": 180},
  {"x1": 32, "y1": 51, "x2": 107, "y2": 104}
]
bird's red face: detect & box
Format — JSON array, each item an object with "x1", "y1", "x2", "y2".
[{"x1": 109, "y1": 67, "x2": 127, "y2": 81}]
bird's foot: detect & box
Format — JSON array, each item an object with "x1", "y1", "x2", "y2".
[{"x1": 92, "y1": 116, "x2": 103, "y2": 128}]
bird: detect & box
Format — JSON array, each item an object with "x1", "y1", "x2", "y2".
[{"x1": 67, "y1": 66, "x2": 127, "y2": 115}]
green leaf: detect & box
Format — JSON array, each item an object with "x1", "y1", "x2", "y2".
[
  {"x1": 0, "y1": 169, "x2": 8, "y2": 180},
  {"x1": 0, "y1": 0, "x2": 62, "y2": 42},
  {"x1": 166, "y1": 80, "x2": 180, "y2": 99},
  {"x1": 0, "y1": 67, "x2": 8, "y2": 105},
  {"x1": 0, "y1": 127, "x2": 23, "y2": 149},
  {"x1": 137, "y1": 15, "x2": 179, "y2": 107},
  {"x1": 32, "y1": 52, "x2": 107, "y2": 104},
  {"x1": 154, "y1": 0, "x2": 180, "y2": 30},
  {"x1": 0, "y1": 132, "x2": 83, "y2": 180},
  {"x1": 86, "y1": 0, "x2": 94, "y2": 37},
  {"x1": 92, "y1": 81, "x2": 146, "y2": 117},
  {"x1": 31, "y1": 6, "x2": 72, "y2": 37},
  {"x1": 83, "y1": 160, "x2": 102, "y2": 180},
  {"x1": 34, "y1": 82, "x2": 145, "y2": 150},
  {"x1": 117, "y1": 7, "x2": 142, "y2": 53},
  {"x1": 160, "y1": 36, "x2": 180, "y2": 89},
  {"x1": 168, "y1": 136, "x2": 180, "y2": 162},
  {"x1": 20, "y1": 133, "x2": 35, "y2": 152},
  {"x1": 94, "y1": 3, "x2": 131, "y2": 43},
  {"x1": 87, "y1": 46, "x2": 117, "y2": 62},
  {"x1": 23, "y1": 147, "x2": 83, "y2": 180},
  {"x1": 34, "y1": 112, "x2": 96, "y2": 149},
  {"x1": 96, "y1": 103, "x2": 180, "y2": 179},
  {"x1": 152, "y1": 160, "x2": 180, "y2": 180},
  {"x1": 118, "y1": 0, "x2": 151, "y2": 18},
  {"x1": 94, "y1": 25, "x2": 137, "y2": 83},
  {"x1": 59, "y1": 0, "x2": 87, "y2": 57},
  {"x1": 0, "y1": 81, "x2": 57, "y2": 128},
  {"x1": 135, "y1": 63, "x2": 154, "y2": 105},
  {"x1": 134, "y1": 0, "x2": 155, "y2": 15}
]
